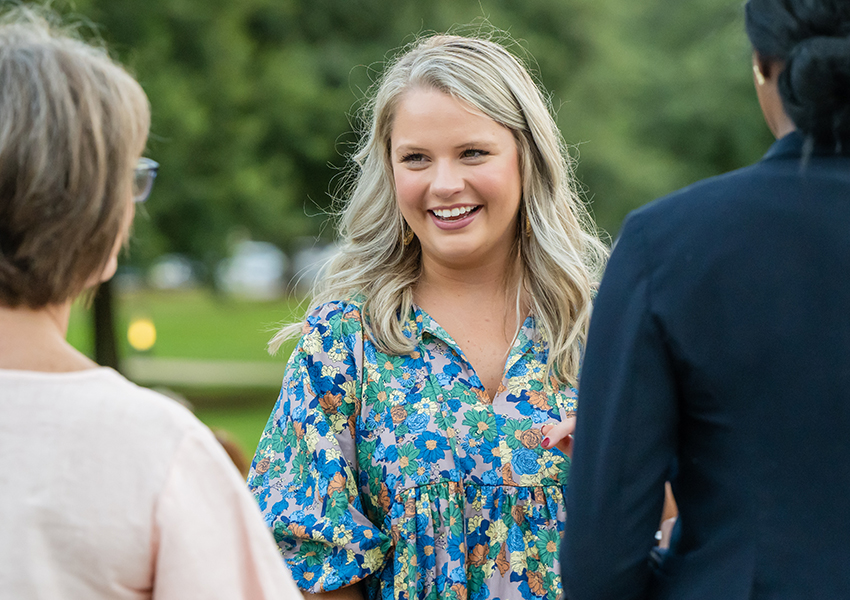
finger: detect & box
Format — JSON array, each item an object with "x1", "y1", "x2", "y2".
[
  {"x1": 542, "y1": 417, "x2": 576, "y2": 443},
  {"x1": 658, "y1": 517, "x2": 677, "y2": 550},
  {"x1": 543, "y1": 436, "x2": 574, "y2": 458},
  {"x1": 540, "y1": 417, "x2": 576, "y2": 455}
]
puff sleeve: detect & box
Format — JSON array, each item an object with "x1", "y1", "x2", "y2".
[{"x1": 248, "y1": 302, "x2": 392, "y2": 593}]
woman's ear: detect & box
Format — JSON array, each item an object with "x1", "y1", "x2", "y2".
[
  {"x1": 86, "y1": 236, "x2": 121, "y2": 288},
  {"x1": 98, "y1": 248, "x2": 120, "y2": 283},
  {"x1": 752, "y1": 51, "x2": 796, "y2": 139},
  {"x1": 86, "y1": 201, "x2": 134, "y2": 288},
  {"x1": 753, "y1": 61, "x2": 766, "y2": 87},
  {"x1": 753, "y1": 51, "x2": 777, "y2": 84}
]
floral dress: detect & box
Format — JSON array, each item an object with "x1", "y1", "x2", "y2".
[{"x1": 248, "y1": 299, "x2": 576, "y2": 600}]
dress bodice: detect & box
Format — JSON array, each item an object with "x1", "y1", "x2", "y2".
[{"x1": 249, "y1": 300, "x2": 575, "y2": 600}]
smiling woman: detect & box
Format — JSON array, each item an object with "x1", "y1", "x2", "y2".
[{"x1": 251, "y1": 33, "x2": 608, "y2": 600}]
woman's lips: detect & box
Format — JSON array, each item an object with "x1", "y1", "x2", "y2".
[{"x1": 429, "y1": 205, "x2": 481, "y2": 229}]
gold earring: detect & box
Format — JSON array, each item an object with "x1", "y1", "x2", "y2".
[
  {"x1": 402, "y1": 223, "x2": 414, "y2": 246},
  {"x1": 525, "y1": 213, "x2": 533, "y2": 237},
  {"x1": 753, "y1": 64, "x2": 766, "y2": 86}
]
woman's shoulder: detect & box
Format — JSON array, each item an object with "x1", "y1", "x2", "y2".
[
  {"x1": 630, "y1": 158, "x2": 773, "y2": 230},
  {"x1": 306, "y1": 297, "x2": 365, "y2": 319},
  {"x1": 0, "y1": 367, "x2": 194, "y2": 426},
  {"x1": 301, "y1": 297, "x2": 366, "y2": 335},
  {"x1": 288, "y1": 298, "x2": 368, "y2": 361},
  {"x1": 68, "y1": 373, "x2": 236, "y2": 488},
  {"x1": 71, "y1": 369, "x2": 206, "y2": 439},
  {"x1": 0, "y1": 368, "x2": 219, "y2": 482}
]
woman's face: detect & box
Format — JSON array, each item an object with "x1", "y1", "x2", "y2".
[{"x1": 390, "y1": 87, "x2": 522, "y2": 272}]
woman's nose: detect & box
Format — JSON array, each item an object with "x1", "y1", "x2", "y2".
[{"x1": 430, "y1": 160, "x2": 464, "y2": 198}]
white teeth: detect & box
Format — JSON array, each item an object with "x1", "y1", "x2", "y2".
[{"x1": 433, "y1": 206, "x2": 475, "y2": 219}]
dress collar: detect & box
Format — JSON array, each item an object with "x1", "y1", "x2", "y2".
[
  {"x1": 762, "y1": 130, "x2": 850, "y2": 162},
  {"x1": 410, "y1": 303, "x2": 541, "y2": 364}
]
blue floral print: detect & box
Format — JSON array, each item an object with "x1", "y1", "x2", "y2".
[{"x1": 248, "y1": 299, "x2": 576, "y2": 600}]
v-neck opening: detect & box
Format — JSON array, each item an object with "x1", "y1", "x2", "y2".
[{"x1": 412, "y1": 303, "x2": 536, "y2": 404}]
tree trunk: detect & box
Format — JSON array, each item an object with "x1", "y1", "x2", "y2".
[{"x1": 92, "y1": 279, "x2": 121, "y2": 372}]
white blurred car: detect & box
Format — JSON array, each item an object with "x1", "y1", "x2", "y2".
[{"x1": 216, "y1": 241, "x2": 288, "y2": 300}]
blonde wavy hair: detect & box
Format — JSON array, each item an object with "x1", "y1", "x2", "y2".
[{"x1": 272, "y1": 34, "x2": 608, "y2": 387}]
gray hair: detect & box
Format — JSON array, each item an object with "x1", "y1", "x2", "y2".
[{"x1": 0, "y1": 6, "x2": 150, "y2": 308}]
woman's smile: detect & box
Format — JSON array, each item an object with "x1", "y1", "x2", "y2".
[{"x1": 429, "y1": 204, "x2": 482, "y2": 227}]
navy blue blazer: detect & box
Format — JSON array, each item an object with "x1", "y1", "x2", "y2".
[{"x1": 562, "y1": 132, "x2": 850, "y2": 600}]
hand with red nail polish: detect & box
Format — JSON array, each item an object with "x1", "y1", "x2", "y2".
[{"x1": 540, "y1": 416, "x2": 576, "y2": 458}]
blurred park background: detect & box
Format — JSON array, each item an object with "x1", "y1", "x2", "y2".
[{"x1": 59, "y1": 0, "x2": 775, "y2": 461}]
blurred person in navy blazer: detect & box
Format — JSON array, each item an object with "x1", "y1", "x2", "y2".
[{"x1": 560, "y1": 0, "x2": 850, "y2": 598}]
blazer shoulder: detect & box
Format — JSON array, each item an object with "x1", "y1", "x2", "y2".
[
  {"x1": 637, "y1": 162, "x2": 766, "y2": 221},
  {"x1": 617, "y1": 162, "x2": 777, "y2": 265}
]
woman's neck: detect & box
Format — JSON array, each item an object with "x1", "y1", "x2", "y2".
[
  {"x1": 415, "y1": 249, "x2": 526, "y2": 319},
  {"x1": 0, "y1": 302, "x2": 97, "y2": 372}
]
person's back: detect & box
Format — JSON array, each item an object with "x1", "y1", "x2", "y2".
[
  {"x1": 0, "y1": 368, "x2": 299, "y2": 599},
  {"x1": 562, "y1": 1, "x2": 850, "y2": 598},
  {"x1": 616, "y1": 136, "x2": 850, "y2": 597},
  {"x1": 0, "y1": 7, "x2": 300, "y2": 599}
]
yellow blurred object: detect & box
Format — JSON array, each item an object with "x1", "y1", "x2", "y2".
[{"x1": 128, "y1": 318, "x2": 156, "y2": 352}]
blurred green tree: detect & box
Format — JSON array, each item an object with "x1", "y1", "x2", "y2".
[
  {"x1": 556, "y1": 0, "x2": 775, "y2": 231},
  {"x1": 61, "y1": 0, "x2": 773, "y2": 270}
]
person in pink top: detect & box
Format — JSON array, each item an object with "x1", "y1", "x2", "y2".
[{"x1": 0, "y1": 7, "x2": 301, "y2": 599}]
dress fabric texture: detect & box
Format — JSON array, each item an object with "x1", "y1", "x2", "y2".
[
  {"x1": 562, "y1": 132, "x2": 850, "y2": 600},
  {"x1": 0, "y1": 367, "x2": 302, "y2": 600},
  {"x1": 249, "y1": 299, "x2": 576, "y2": 600}
]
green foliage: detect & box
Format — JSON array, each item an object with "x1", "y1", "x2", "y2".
[
  {"x1": 550, "y1": 0, "x2": 776, "y2": 231},
  {"x1": 54, "y1": 0, "x2": 774, "y2": 264}
]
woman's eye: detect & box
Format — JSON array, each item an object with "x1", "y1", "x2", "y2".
[
  {"x1": 461, "y1": 148, "x2": 488, "y2": 159},
  {"x1": 401, "y1": 153, "x2": 426, "y2": 163}
]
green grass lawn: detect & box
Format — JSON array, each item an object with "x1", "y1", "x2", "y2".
[
  {"x1": 67, "y1": 288, "x2": 304, "y2": 462},
  {"x1": 68, "y1": 289, "x2": 306, "y2": 362}
]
